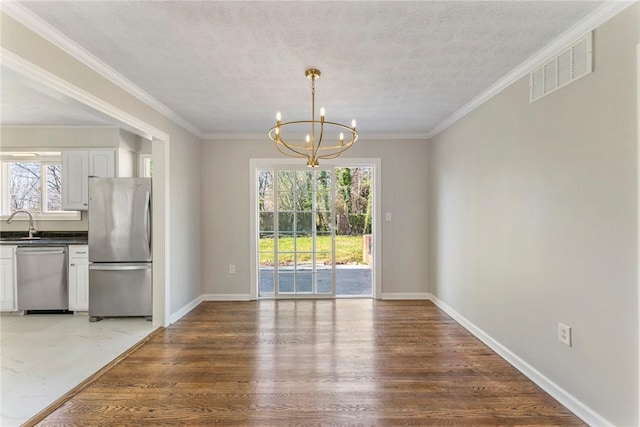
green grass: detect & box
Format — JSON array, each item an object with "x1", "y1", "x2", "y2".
[{"x1": 259, "y1": 235, "x2": 366, "y2": 265}]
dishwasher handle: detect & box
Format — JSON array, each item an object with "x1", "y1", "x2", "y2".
[{"x1": 16, "y1": 248, "x2": 66, "y2": 255}]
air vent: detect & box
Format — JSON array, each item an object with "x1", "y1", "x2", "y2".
[{"x1": 529, "y1": 32, "x2": 592, "y2": 103}]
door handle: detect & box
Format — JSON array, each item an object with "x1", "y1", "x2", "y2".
[{"x1": 90, "y1": 264, "x2": 151, "y2": 271}]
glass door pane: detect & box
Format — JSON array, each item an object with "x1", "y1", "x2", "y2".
[
  {"x1": 334, "y1": 167, "x2": 373, "y2": 296},
  {"x1": 259, "y1": 168, "x2": 335, "y2": 298},
  {"x1": 258, "y1": 170, "x2": 275, "y2": 296}
]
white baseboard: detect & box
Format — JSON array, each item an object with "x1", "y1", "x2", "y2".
[
  {"x1": 427, "y1": 294, "x2": 613, "y2": 427},
  {"x1": 380, "y1": 292, "x2": 430, "y2": 300},
  {"x1": 169, "y1": 295, "x2": 203, "y2": 324},
  {"x1": 202, "y1": 294, "x2": 253, "y2": 301}
]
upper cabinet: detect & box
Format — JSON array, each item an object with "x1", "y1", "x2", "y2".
[
  {"x1": 62, "y1": 150, "x2": 115, "y2": 210},
  {"x1": 89, "y1": 150, "x2": 116, "y2": 178},
  {"x1": 62, "y1": 151, "x2": 88, "y2": 210}
]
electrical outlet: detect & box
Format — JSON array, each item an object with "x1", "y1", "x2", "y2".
[
  {"x1": 385, "y1": 212, "x2": 392, "y2": 222},
  {"x1": 229, "y1": 264, "x2": 236, "y2": 274},
  {"x1": 558, "y1": 323, "x2": 571, "y2": 347}
]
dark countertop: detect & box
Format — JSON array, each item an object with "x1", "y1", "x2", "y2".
[
  {"x1": 0, "y1": 238, "x2": 88, "y2": 246},
  {"x1": 0, "y1": 231, "x2": 88, "y2": 246}
]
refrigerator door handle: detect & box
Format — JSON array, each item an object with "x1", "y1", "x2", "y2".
[
  {"x1": 145, "y1": 190, "x2": 152, "y2": 256},
  {"x1": 90, "y1": 264, "x2": 151, "y2": 271}
]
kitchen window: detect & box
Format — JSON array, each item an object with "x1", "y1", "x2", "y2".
[
  {"x1": 139, "y1": 154, "x2": 152, "y2": 177},
  {"x1": 0, "y1": 153, "x2": 80, "y2": 220}
]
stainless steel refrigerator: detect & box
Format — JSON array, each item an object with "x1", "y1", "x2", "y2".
[{"x1": 88, "y1": 177, "x2": 152, "y2": 321}]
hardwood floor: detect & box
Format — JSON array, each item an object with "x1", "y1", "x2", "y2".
[{"x1": 35, "y1": 300, "x2": 585, "y2": 426}]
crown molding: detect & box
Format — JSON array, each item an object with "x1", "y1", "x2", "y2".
[
  {"x1": 359, "y1": 132, "x2": 430, "y2": 141},
  {"x1": 201, "y1": 132, "x2": 265, "y2": 141},
  {"x1": 202, "y1": 131, "x2": 430, "y2": 142},
  {"x1": 426, "y1": 0, "x2": 637, "y2": 139},
  {"x1": 0, "y1": 1, "x2": 203, "y2": 139},
  {"x1": 1, "y1": 125, "x2": 119, "y2": 129}
]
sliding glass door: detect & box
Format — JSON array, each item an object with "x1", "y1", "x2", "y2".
[{"x1": 258, "y1": 168, "x2": 334, "y2": 297}]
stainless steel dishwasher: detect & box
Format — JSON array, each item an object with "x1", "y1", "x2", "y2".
[{"x1": 16, "y1": 246, "x2": 68, "y2": 311}]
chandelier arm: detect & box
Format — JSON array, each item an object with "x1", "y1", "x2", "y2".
[
  {"x1": 270, "y1": 120, "x2": 350, "y2": 130},
  {"x1": 316, "y1": 132, "x2": 357, "y2": 159},
  {"x1": 317, "y1": 141, "x2": 356, "y2": 160},
  {"x1": 276, "y1": 137, "x2": 309, "y2": 158},
  {"x1": 313, "y1": 135, "x2": 358, "y2": 152},
  {"x1": 269, "y1": 122, "x2": 322, "y2": 148},
  {"x1": 313, "y1": 121, "x2": 325, "y2": 160},
  {"x1": 269, "y1": 126, "x2": 311, "y2": 157},
  {"x1": 276, "y1": 143, "x2": 304, "y2": 158},
  {"x1": 314, "y1": 121, "x2": 357, "y2": 154},
  {"x1": 321, "y1": 121, "x2": 358, "y2": 132},
  {"x1": 269, "y1": 120, "x2": 321, "y2": 128}
]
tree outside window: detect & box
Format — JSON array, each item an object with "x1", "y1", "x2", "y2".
[{"x1": 3, "y1": 161, "x2": 62, "y2": 214}]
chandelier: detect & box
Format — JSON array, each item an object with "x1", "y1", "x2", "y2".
[{"x1": 268, "y1": 69, "x2": 358, "y2": 167}]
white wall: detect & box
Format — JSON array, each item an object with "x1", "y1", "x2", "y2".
[
  {"x1": 169, "y1": 134, "x2": 202, "y2": 313},
  {"x1": 201, "y1": 138, "x2": 430, "y2": 298},
  {"x1": 0, "y1": 126, "x2": 120, "y2": 149},
  {"x1": 428, "y1": 5, "x2": 639, "y2": 426},
  {"x1": 117, "y1": 129, "x2": 138, "y2": 177}
]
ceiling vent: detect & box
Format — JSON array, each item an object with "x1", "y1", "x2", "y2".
[{"x1": 530, "y1": 32, "x2": 592, "y2": 103}]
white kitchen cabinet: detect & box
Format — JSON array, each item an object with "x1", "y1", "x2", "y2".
[
  {"x1": 68, "y1": 245, "x2": 89, "y2": 312},
  {"x1": 0, "y1": 246, "x2": 17, "y2": 312},
  {"x1": 62, "y1": 151, "x2": 89, "y2": 210},
  {"x1": 62, "y1": 150, "x2": 115, "y2": 210},
  {"x1": 89, "y1": 151, "x2": 116, "y2": 178}
]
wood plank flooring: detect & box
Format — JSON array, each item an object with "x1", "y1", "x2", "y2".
[{"x1": 36, "y1": 300, "x2": 585, "y2": 426}]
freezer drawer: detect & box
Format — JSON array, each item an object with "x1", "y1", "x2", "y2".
[
  {"x1": 17, "y1": 247, "x2": 68, "y2": 311},
  {"x1": 89, "y1": 263, "x2": 151, "y2": 319}
]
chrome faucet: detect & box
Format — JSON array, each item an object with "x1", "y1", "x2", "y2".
[{"x1": 6, "y1": 210, "x2": 37, "y2": 239}]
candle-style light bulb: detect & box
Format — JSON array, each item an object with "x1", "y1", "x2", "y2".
[
  {"x1": 276, "y1": 112, "x2": 282, "y2": 122},
  {"x1": 306, "y1": 134, "x2": 311, "y2": 146},
  {"x1": 320, "y1": 107, "x2": 325, "y2": 118},
  {"x1": 351, "y1": 119, "x2": 357, "y2": 129},
  {"x1": 339, "y1": 132, "x2": 344, "y2": 144}
]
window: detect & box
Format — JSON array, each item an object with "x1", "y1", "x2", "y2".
[
  {"x1": 139, "y1": 154, "x2": 153, "y2": 178},
  {"x1": 0, "y1": 153, "x2": 79, "y2": 219}
]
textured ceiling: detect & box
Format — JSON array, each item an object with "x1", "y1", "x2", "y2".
[{"x1": 10, "y1": 1, "x2": 603, "y2": 137}]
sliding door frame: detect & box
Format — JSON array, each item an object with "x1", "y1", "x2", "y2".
[{"x1": 250, "y1": 158, "x2": 381, "y2": 300}]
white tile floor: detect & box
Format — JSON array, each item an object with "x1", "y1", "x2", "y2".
[{"x1": 0, "y1": 313, "x2": 155, "y2": 426}]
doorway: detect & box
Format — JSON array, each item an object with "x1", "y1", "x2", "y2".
[{"x1": 256, "y1": 164, "x2": 376, "y2": 299}]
